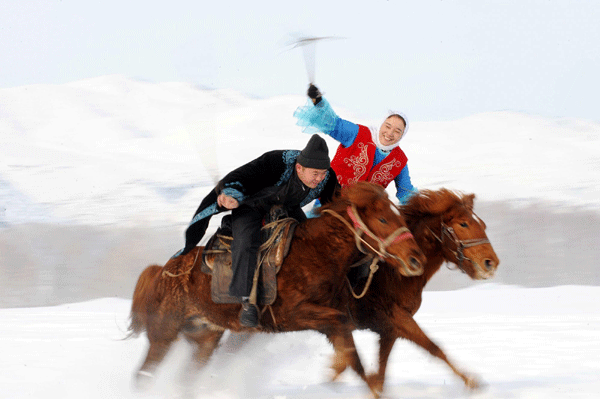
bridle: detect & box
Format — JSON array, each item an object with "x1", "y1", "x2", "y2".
[
  {"x1": 427, "y1": 218, "x2": 490, "y2": 272},
  {"x1": 321, "y1": 204, "x2": 414, "y2": 300},
  {"x1": 322, "y1": 204, "x2": 414, "y2": 261}
]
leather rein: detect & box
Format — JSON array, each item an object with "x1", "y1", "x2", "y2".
[
  {"x1": 322, "y1": 205, "x2": 413, "y2": 260},
  {"x1": 321, "y1": 204, "x2": 414, "y2": 299}
]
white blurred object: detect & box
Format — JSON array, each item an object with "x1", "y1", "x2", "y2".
[{"x1": 289, "y1": 36, "x2": 345, "y2": 83}]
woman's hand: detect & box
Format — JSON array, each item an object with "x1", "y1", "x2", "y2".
[
  {"x1": 307, "y1": 84, "x2": 322, "y2": 105},
  {"x1": 217, "y1": 194, "x2": 239, "y2": 209}
]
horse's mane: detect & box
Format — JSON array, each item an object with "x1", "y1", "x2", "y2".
[
  {"x1": 319, "y1": 182, "x2": 389, "y2": 215},
  {"x1": 400, "y1": 188, "x2": 475, "y2": 227}
]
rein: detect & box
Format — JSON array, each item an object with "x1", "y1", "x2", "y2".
[
  {"x1": 162, "y1": 247, "x2": 201, "y2": 278},
  {"x1": 346, "y1": 256, "x2": 380, "y2": 299},
  {"x1": 426, "y1": 219, "x2": 490, "y2": 272},
  {"x1": 322, "y1": 205, "x2": 413, "y2": 261},
  {"x1": 321, "y1": 205, "x2": 413, "y2": 299}
]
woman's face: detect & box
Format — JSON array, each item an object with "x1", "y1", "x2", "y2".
[{"x1": 378, "y1": 116, "x2": 406, "y2": 146}]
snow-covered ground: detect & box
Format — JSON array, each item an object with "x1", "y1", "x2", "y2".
[
  {"x1": 0, "y1": 285, "x2": 598, "y2": 399},
  {"x1": 1, "y1": 76, "x2": 600, "y2": 398}
]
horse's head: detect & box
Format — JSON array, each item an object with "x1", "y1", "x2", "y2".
[
  {"x1": 403, "y1": 189, "x2": 499, "y2": 280},
  {"x1": 329, "y1": 182, "x2": 425, "y2": 277}
]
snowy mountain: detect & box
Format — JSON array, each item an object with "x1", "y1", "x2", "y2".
[
  {"x1": 2, "y1": 75, "x2": 599, "y2": 227},
  {"x1": 1, "y1": 76, "x2": 600, "y2": 309}
]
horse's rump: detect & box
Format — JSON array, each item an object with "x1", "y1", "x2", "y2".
[{"x1": 128, "y1": 264, "x2": 162, "y2": 337}]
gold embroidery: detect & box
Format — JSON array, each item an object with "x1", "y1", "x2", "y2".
[
  {"x1": 370, "y1": 158, "x2": 402, "y2": 185},
  {"x1": 343, "y1": 143, "x2": 370, "y2": 185}
]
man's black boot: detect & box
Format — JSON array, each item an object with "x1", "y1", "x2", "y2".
[{"x1": 239, "y1": 299, "x2": 259, "y2": 327}]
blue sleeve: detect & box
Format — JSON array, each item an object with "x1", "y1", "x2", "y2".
[
  {"x1": 331, "y1": 118, "x2": 359, "y2": 148},
  {"x1": 395, "y1": 165, "x2": 418, "y2": 204},
  {"x1": 294, "y1": 98, "x2": 358, "y2": 147}
]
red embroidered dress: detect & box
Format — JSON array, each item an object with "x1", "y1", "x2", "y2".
[
  {"x1": 294, "y1": 97, "x2": 416, "y2": 204},
  {"x1": 332, "y1": 125, "x2": 407, "y2": 188}
]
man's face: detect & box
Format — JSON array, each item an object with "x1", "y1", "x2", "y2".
[{"x1": 296, "y1": 164, "x2": 328, "y2": 188}]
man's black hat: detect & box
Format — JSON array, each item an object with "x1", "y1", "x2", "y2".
[{"x1": 297, "y1": 134, "x2": 330, "y2": 169}]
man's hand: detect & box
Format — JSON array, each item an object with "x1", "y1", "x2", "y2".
[
  {"x1": 307, "y1": 84, "x2": 322, "y2": 105},
  {"x1": 217, "y1": 194, "x2": 239, "y2": 209}
]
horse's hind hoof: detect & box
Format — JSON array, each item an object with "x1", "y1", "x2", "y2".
[
  {"x1": 464, "y1": 374, "x2": 486, "y2": 391},
  {"x1": 133, "y1": 370, "x2": 154, "y2": 391},
  {"x1": 366, "y1": 373, "x2": 384, "y2": 398}
]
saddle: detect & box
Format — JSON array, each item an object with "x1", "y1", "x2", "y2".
[{"x1": 201, "y1": 206, "x2": 298, "y2": 305}]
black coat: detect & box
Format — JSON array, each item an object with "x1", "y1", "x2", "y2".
[{"x1": 175, "y1": 149, "x2": 339, "y2": 257}]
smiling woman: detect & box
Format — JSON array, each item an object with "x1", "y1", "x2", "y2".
[
  {"x1": 294, "y1": 84, "x2": 417, "y2": 205},
  {"x1": 378, "y1": 114, "x2": 406, "y2": 146}
]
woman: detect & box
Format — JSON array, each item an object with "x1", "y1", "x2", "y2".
[{"x1": 294, "y1": 84, "x2": 416, "y2": 205}]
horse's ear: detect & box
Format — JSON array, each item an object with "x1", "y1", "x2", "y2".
[{"x1": 463, "y1": 194, "x2": 475, "y2": 211}]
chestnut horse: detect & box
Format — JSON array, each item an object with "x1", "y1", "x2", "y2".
[
  {"x1": 128, "y1": 182, "x2": 426, "y2": 398},
  {"x1": 329, "y1": 188, "x2": 500, "y2": 396}
]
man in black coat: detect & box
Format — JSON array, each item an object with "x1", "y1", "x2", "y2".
[{"x1": 174, "y1": 134, "x2": 339, "y2": 327}]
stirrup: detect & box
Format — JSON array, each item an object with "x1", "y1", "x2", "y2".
[{"x1": 239, "y1": 301, "x2": 259, "y2": 327}]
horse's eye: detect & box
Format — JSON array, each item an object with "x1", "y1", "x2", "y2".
[
  {"x1": 379, "y1": 218, "x2": 388, "y2": 224},
  {"x1": 460, "y1": 222, "x2": 468, "y2": 228}
]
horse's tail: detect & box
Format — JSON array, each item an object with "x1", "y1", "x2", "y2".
[{"x1": 127, "y1": 264, "x2": 163, "y2": 338}]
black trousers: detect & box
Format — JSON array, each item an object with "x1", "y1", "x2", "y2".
[
  {"x1": 228, "y1": 205, "x2": 264, "y2": 297},
  {"x1": 228, "y1": 204, "x2": 307, "y2": 298}
]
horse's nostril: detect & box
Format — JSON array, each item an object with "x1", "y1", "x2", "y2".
[
  {"x1": 484, "y1": 259, "x2": 495, "y2": 270},
  {"x1": 410, "y1": 257, "x2": 421, "y2": 270}
]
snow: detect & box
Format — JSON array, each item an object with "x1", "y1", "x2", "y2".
[
  {"x1": 1, "y1": 286, "x2": 598, "y2": 398},
  {"x1": 1, "y1": 76, "x2": 600, "y2": 398},
  {"x1": 2, "y1": 76, "x2": 599, "y2": 228}
]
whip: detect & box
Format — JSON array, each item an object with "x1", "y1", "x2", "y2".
[{"x1": 289, "y1": 36, "x2": 345, "y2": 84}]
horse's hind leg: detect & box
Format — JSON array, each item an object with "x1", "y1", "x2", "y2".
[
  {"x1": 134, "y1": 312, "x2": 183, "y2": 391},
  {"x1": 182, "y1": 319, "x2": 225, "y2": 376},
  {"x1": 172, "y1": 318, "x2": 225, "y2": 398},
  {"x1": 134, "y1": 338, "x2": 175, "y2": 391}
]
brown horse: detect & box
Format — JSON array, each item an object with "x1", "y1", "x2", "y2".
[
  {"x1": 128, "y1": 182, "x2": 426, "y2": 398},
  {"x1": 328, "y1": 188, "x2": 500, "y2": 396}
]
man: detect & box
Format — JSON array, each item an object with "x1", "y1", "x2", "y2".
[{"x1": 174, "y1": 134, "x2": 339, "y2": 327}]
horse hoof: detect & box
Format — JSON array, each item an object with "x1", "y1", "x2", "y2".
[
  {"x1": 366, "y1": 373, "x2": 384, "y2": 397},
  {"x1": 134, "y1": 370, "x2": 154, "y2": 391},
  {"x1": 464, "y1": 374, "x2": 484, "y2": 391},
  {"x1": 329, "y1": 372, "x2": 341, "y2": 383}
]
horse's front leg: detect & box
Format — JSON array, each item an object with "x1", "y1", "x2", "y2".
[
  {"x1": 325, "y1": 330, "x2": 358, "y2": 382},
  {"x1": 324, "y1": 329, "x2": 387, "y2": 399},
  {"x1": 282, "y1": 303, "x2": 380, "y2": 398},
  {"x1": 363, "y1": 331, "x2": 397, "y2": 396},
  {"x1": 326, "y1": 330, "x2": 395, "y2": 397},
  {"x1": 390, "y1": 308, "x2": 483, "y2": 390}
]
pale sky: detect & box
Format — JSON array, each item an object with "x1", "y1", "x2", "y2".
[{"x1": 2, "y1": 0, "x2": 599, "y2": 122}]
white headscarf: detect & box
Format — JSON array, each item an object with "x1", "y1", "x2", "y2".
[{"x1": 370, "y1": 114, "x2": 409, "y2": 153}]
